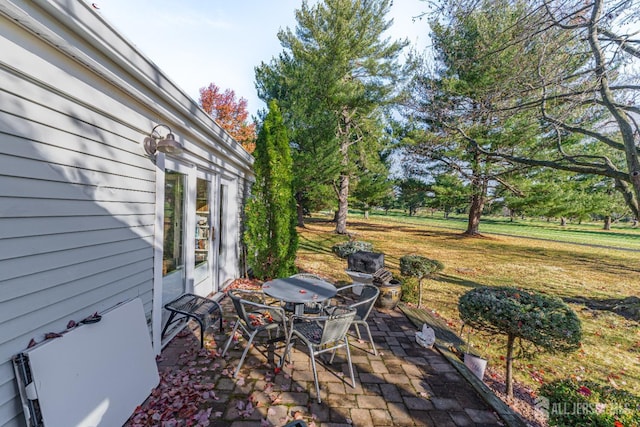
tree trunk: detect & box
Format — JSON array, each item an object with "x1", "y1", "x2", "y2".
[
  {"x1": 505, "y1": 334, "x2": 516, "y2": 399},
  {"x1": 296, "y1": 192, "x2": 305, "y2": 228},
  {"x1": 464, "y1": 155, "x2": 486, "y2": 236},
  {"x1": 465, "y1": 193, "x2": 484, "y2": 235},
  {"x1": 335, "y1": 174, "x2": 349, "y2": 234},
  {"x1": 417, "y1": 278, "x2": 423, "y2": 308},
  {"x1": 364, "y1": 209, "x2": 369, "y2": 219},
  {"x1": 560, "y1": 217, "x2": 566, "y2": 226},
  {"x1": 335, "y1": 109, "x2": 351, "y2": 235},
  {"x1": 603, "y1": 215, "x2": 612, "y2": 230}
]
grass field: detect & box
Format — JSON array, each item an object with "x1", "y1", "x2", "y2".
[
  {"x1": 295, "y1": 212, "x2": 640, "y2": 397},
  {"x1": 370, "y1": 210, "x2": 640, "y2": 251}
]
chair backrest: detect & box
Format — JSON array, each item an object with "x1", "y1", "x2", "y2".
[
  {"x1": 228, "y1": 289, "x2": 265, "y2": 330},
  {"x1": 352, "y1": 284, "x2": 379, "y2": 320},
  {"x1": 290, "y1": 273, "x2": 324, "y2": 281},
  {"x1": 319, "y1": 306, "x2": 356, "y2": 345}
]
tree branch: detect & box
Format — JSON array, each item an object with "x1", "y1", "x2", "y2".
[{"x1": 598, "y1": 27, "x2": 640, "y2": 59}]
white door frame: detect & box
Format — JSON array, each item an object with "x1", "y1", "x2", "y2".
[
  {"x1": 151, "y1": 156, "x2": 197, "y2": 353},
  {"x1": 152, "y1": 157, "x2": 235, "y2": 353}
]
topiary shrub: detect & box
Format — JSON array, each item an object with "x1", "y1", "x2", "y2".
[
  {"x1": 331, "y1": 240, "x2": 373, "y2": 258},
  {"x1": 540, "y1": 379, "x2": 640, "y2": 426},
  {"x1": 459, "y1": 286, "x2": 582, "y2": 398},
  {"x1": 399, "y1": 255, "x2": 444, "y2": 308}
]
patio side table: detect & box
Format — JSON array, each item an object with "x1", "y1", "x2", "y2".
[{"x1": 161, "y1": 293, "x2": 223, "y2": 348}]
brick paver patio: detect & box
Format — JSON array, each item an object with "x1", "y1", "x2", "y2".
[{"x1": 132, "y1": 293, "x2": 505, "y2": 427}]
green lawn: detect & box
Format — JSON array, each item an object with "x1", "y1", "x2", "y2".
[
  {"x1": 296, "y1": 212, "x2": 640, "y2": 397},
  {"x1": 364, "y1": 210, "x2": 640, "y2": 251}
]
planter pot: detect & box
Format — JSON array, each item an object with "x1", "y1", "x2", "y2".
[
  {"x1": 376, "y1": 279, "x2": 402, "y2": 310},
  {"x1": 464, "y1": 353, "x2": 487, "y2": 380}
]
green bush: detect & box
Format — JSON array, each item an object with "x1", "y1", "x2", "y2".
[
  {"x1": 540, "y1": 379, "x2": 640, "y2": 426},
  {"x1": 459, "y1": 286, "x2": 582, "y2": 398},
  {"x1": 458, "y1": 287, "x2": 582, "y2": 352},
  {"x1": 400, "y1": 277, "x2": 418, "y2": 304},
  {"x1": 399, "y1": 255, "x2": 444, "y2": 278},
  {"x1": 331, "y1": 240, "x2": 373, "y2": 258}
]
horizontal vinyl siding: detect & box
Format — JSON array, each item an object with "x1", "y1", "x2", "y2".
[
  {"x1": 0, "y1": 360, "x2": 21, "y2": 427},
  {"x1": 0, "y1": 0, "x2": 253, "y2": 423},
  {"x1": 0, "y1": 16, "x2": 157, "y2": 427}
]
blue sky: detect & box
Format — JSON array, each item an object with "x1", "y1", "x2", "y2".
[{"x1": 95, "y1": 0, "x2": 430, "y2": 117}]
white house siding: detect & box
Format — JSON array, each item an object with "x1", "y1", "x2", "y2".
[{"x1": 0, "y1": 1, "x2": 253, "y2": 426}]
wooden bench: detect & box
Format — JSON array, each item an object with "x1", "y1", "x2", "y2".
[{"x1": 161, "y1": 293, "x2": 223, "y2": 348}]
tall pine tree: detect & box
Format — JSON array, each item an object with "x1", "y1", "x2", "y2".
[
  {"x1": 256, "y1": 0, "x2": 407, "y2": 234},
  {"x1": 244, "y1": 101, "x2": 298, "y2": 279}
]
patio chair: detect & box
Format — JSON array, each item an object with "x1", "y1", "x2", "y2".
[
  {"x1": 329, "y1": 283, "x2": 379, "y2": 355},
  {"x1": 221, "y1": 289, "x2": 288, "y2": 378},
  {"x1": 282, "y1": 273, "x2": 329, "y2": 315},
  {"x1": 281, "y1": 306, "x2": 357, "y2": 403}
]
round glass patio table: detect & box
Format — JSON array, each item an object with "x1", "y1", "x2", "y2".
[{"x1": 262, "y1": 276, "x2": 337, "y2": 315}]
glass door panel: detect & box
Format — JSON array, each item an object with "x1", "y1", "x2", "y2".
[
  {"x1": 194, "y1": 178, "x2": 211, "y2": 288},
  {"x1": 162, "y1": 170, "x2": 186, "y2": 305}
]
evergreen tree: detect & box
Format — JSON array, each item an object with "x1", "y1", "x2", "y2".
[
  {"x1": 428, "y1": 173, "x2": 470, "y2": 218},
  {"x1": 404, "y1": 0, "x2": 536, "y2": 235},
  {"x1": 244, "y1": 101, "x2": 298, "y2": 279},
  {"x1": 256, "y1": 0, "x2": 407, "y2": 233},
  {"x1": 397, "y1": 178, "x2": 430, "y2": 216}
]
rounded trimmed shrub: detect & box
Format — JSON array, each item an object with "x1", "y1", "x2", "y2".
[
  {"x1": 458, "y1": 286, "x2": 582, "y2": 352},
  {"x1": 399, "y1": 255, "x2": 444, "y2": 279},
  {"x1": 540, "y1": 379, "x2": 640, "y2": 426},
  {"x1": 331, "y1": 240, "x2": 373, "y2": 258},
  {"x1": 458, "y1": 286, "x2": 582, "y2": 398}
]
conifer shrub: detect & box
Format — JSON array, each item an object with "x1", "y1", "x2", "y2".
[
  {"x1": 331, "y1": 240, "x2": 373, "y2": 258},
  {"x1": 244, "y1": 100, "x2": 297, "y2": 279},
  {"x1": 459, "y1": 286, "x2": 582, "y2": 398}
]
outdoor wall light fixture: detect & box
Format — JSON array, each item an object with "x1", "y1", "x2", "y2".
[{"x1": 144, "y1": 124, "x2": 184, "y2": 156}]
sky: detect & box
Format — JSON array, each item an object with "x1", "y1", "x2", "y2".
[{"x1": 94, "y1": 0, "x2": 431, "y2": 118}]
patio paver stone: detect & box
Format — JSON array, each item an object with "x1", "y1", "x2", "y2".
[{"x1": 126, "y1": 293, "x2": 509, "y2": 427}]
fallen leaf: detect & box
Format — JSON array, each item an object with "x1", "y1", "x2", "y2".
[{"x1": 44, "y1": 332, "x2": 63, "y2": 340}]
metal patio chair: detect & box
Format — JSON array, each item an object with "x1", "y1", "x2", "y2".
[
  {"x1": 281, "y1": 306, "x2": 357, "y2": 403},
  {"x1": 221, "y1": 289, "x2": 288, "y2": 378},
  {"x1": 329, "y1": 283, "x2": 380, "y2": 355}
]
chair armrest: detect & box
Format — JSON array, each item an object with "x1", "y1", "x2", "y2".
[
  {"x1": 290, "y1": 313, "x2": 328, "y2": 322},
  {"x1": 336, "y1": 284, "x2": 360, "y2": 293}
]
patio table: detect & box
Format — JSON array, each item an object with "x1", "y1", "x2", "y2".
[{"x1": 262, "y1": 276, "x2": 337, "y2": 316}]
